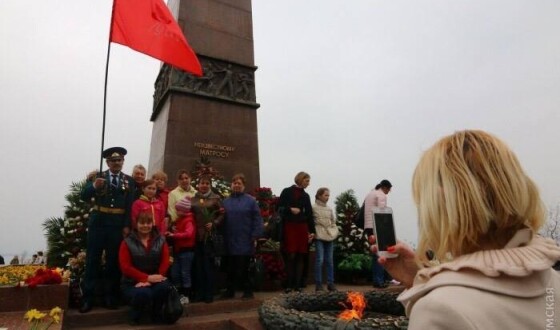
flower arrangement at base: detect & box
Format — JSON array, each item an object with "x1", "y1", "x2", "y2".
[
  {"x1": 24, "y1": 268, "x2": 63, "y2": 288},
  {"x1": 190, "y1": 157, "x2": 232, "y2": 198},
  {"x1": 24, "y1": 306, "x2": 62, "y2": 330},
  {"x1": 0, "y1": 265, "x2": 45, "y2": 286},
  {"x1": 257, "y1": 252, "x2": 286, "y2": 281},
  {"x1": 252, "y1": 187, "x2": 280, "y2": 241}
]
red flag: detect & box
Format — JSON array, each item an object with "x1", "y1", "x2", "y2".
[{"x1": 110, "y1": 0, "x2": 203, "y2": 76}]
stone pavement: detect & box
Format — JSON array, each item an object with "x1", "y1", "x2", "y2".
[{"x1": 61, "y1": 283, "x2": 404, "y2": 330}]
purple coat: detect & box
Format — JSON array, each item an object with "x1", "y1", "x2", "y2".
[{"x1": 222, "y1": 192, "x2": 264, "y2": 255}]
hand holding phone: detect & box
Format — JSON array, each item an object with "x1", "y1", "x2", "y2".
[{"x1": 373, "y1": 207, "x2": 398, "y2": 258}]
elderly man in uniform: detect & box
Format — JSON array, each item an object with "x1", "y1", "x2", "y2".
[{"x1": 79, "y1": 147, "x2": 136, "y2": 313}]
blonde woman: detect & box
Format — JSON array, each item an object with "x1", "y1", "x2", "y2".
[
  {"x1": 278, "y1": 171, "x2": 315, "y2": 293},
  {"x1": 371, "y1": 130, "x2": 560, "y2": 329}
]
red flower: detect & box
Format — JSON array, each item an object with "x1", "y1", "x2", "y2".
[{"x1": 24, "y1": 268, "x2": 62, "y2": 288}]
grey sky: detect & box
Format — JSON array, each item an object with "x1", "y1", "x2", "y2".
[{"x1": 1, "y1": 0, "x2": 559, "y2": 258}]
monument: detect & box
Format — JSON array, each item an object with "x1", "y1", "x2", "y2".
[{"x1": 148, "y1": 0, "x2": 260, "y2": 190}]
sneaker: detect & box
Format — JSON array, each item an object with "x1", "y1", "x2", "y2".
[
  {"x1": 389, "y1": 279, "x2": 401, "y2": 285},
  {"x1": 180, "y1": 295, "x2": 190, "y2": 304},
  {"x1": 327, "y1": 283, "x2": 337, "y2": 292},
  {"x1": 315, "y1": 284, "x2": 324, "y2": 292}
]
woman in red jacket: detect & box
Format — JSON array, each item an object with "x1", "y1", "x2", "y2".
[{"x1": 119, "y1": 212, "x2": 170, "y2": 325}]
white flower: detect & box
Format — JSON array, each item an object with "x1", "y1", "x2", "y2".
[{"x1": 83, "y1": 214, "x2": 89, "y2": 219}]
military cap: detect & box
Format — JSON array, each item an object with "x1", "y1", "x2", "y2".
[{"x1": 102, "y1": 147, "x2": 127, "y2": 160}]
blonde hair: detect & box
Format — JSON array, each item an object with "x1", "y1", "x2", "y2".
[
  {"x1": 294, "y1": 171, "x2": 310, "y2": 185},
  {"x1": 151, "y1": 170, "x2": 168, "y2": 182},
  {"x1": 413, "y1": 130, "x2": 544, "y2": 264}
]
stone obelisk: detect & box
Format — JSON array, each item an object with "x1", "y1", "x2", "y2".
[{"x1": 148, "y1": 0, "x2": 260, "y2": 190}]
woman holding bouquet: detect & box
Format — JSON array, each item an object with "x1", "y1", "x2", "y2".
[{"x1": 190, "y1": 175, "x2": 224, "y2": 303}]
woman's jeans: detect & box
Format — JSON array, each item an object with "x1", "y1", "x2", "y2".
[
  {"x1": 171, "y1": 250, "x2": 194, "y2": 289},
  {"x1": 314, "y1": 240, "x2": 334, "y2": 285},
  {"x1": 372, "y1": 254, "x2": 385, "y2": 285}
]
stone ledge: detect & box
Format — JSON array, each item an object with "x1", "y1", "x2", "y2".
[
  {"x1": 0, "y1": 284, "x2": 69, "y2": 312},
  {"x1": 0, "y1": 310, "x2": 64, "y2": 330}
]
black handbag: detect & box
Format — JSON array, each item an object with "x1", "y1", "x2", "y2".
[{"x1": 161, "y1": 285, "x2": 184, "y2": 324}]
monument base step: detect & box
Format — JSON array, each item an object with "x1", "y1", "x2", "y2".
[{"x1": 63, "y1": 297, "x2": 264, "y2": 329}]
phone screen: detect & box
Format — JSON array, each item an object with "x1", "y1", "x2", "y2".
[{"x1": 374, "y1": 213, "x2": 396, "y2": 250}]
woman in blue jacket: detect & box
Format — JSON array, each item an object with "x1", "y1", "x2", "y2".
[{"x1": 221, "y1": 173, "x2": 264, "y2": 299}]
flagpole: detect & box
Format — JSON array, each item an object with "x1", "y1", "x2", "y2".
[
  {"x1": 99, "y1": 41, "x2": 112, "y2": 174},
  {"x1": 99, "y1": 0, "x2": 118, "y2": 175}
]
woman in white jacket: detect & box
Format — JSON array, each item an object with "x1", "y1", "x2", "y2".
[{"x1": 312, "y1": 187, "x2": 338, "y2": 292}]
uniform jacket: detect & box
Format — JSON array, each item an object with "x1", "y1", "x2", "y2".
[
  {"x1": 399, "y1": 229, "x2": 560, "y2": 330},
  {"x1": 222, "y1": 192, "x2": 264, "y2": 255},
  {"x1": 81, "y1": 170, "x2": 136, "y2": 227}
]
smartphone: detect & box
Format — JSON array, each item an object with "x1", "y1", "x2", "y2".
[{"x1": 372, "y1": 207, "x2": 398, "y2": 258}]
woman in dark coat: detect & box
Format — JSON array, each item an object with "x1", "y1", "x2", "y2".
[
  {"x1": 278, "y1": 171, "x2": 315, "y2": 292},
  {"x1": 190, "y1": 175, "x2": 224, "y2": 303}
]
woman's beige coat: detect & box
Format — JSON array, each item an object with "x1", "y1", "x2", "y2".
[
  {"x1": 312, "y1": 200, "x2": 337, "y2": 241},
  {"x1": 399, "y1": 229, "x2": 560, "y2": 329}
]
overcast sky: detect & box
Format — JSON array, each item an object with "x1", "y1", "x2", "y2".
[{"x1": 1, "y1": 0, "x2": 560, "y2": 260}]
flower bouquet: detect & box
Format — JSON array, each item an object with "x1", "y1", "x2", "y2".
[
  {"x1": 24, "y1": 306, "x2": 62, "y2": 330},
  {"x1": 0, "y1": 265, "x2": 45, "y2": 286},
  {"x1": 24, "y1": 268, "x2": 63, "y2": 288}
]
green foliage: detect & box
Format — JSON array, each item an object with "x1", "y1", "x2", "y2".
[
  {"x1": 337, "y1": 253, "x2": 372, "y2": 272},
  {"x1": 43, "y1": 180, "x2": 91, "y2": 268}
]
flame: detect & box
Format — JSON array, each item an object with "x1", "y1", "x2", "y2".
[{"x1": 338, "y1": 291, "x2": 366, "y2": 320}]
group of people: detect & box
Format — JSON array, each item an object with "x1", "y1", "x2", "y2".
[
  {"x1": 78, "y1": 147, "x2": 264, "y2": 325},
  {"x1": 0, "y1": 251, "x2": 46, "y2": 265},
  {"x1": 77, "y1": 128, "x2": 560, "y2": 328},
  {"x1": 279, "y1": 131, "x2": 560, "y2": 329}
]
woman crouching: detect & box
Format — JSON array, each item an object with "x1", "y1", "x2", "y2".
[{"x1": 119, "y1": 211, "x2": 171, "y2": 325}]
